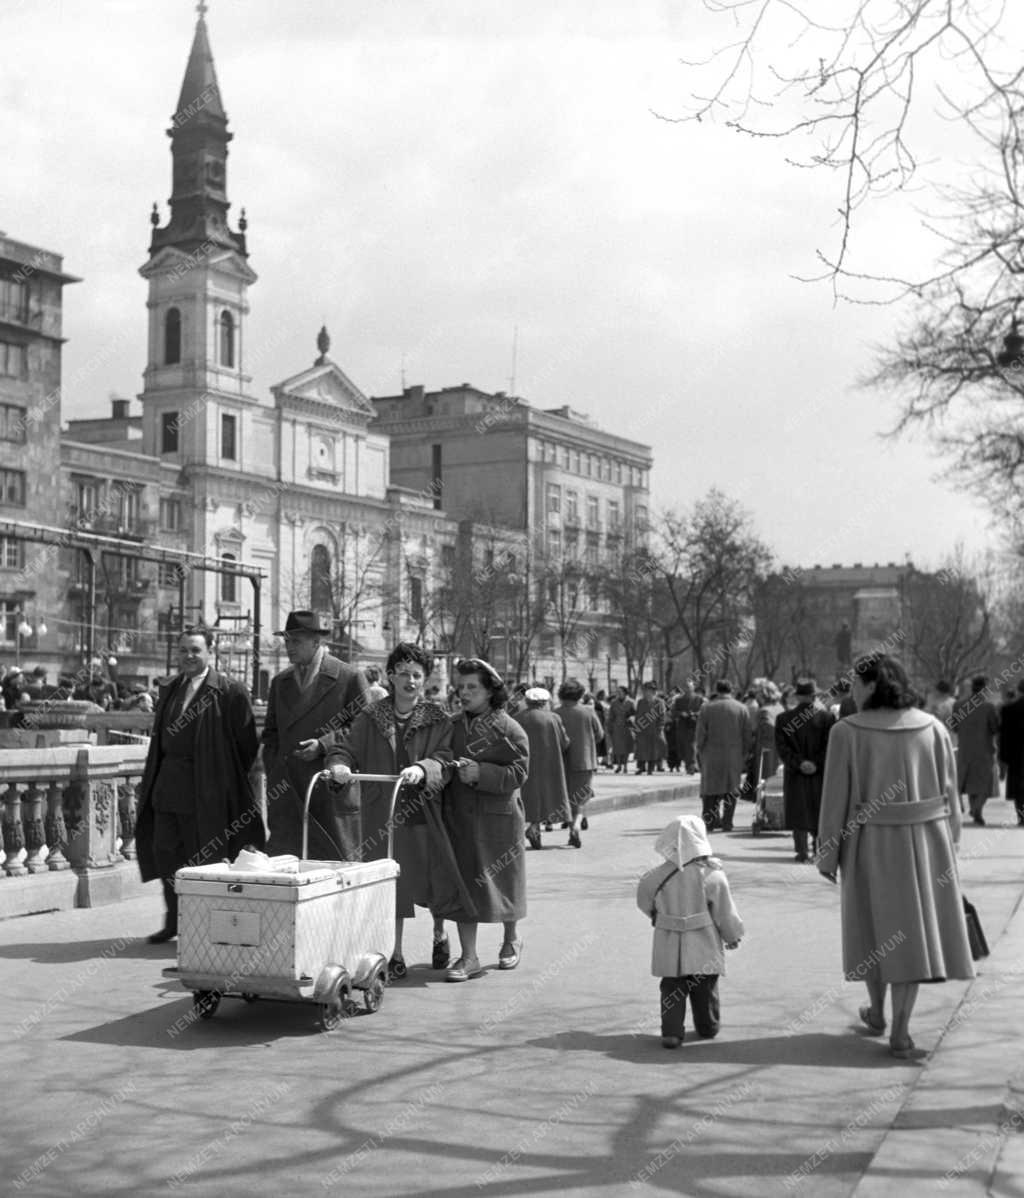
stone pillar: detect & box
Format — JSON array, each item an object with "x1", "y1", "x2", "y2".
[
  {"x1": 44, "y1": 780, "x2": 70, "y2": 871},
  {"x1": 21, "y1": 780, "x2": 47, "y2": 874},
  {"x1": 2, "y1": 782, "x2": 28, "y2": 876},
  {"x1": 64, "y1": 750, "x2": 121, "y2": 872}
]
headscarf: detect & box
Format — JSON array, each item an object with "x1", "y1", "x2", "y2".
[{"x1": 654, "y1": 814, "x2": 713, "y2": 867}]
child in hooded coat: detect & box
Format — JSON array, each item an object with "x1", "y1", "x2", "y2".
[{"x1": 636, "y1": 814, "x2": 745, "y2": 1048}]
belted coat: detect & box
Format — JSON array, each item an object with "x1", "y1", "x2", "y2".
[
  {"x1": 818, "y1": 708, "x2": 974, "y2": 984},
  {"x1": 262, "y1": 654, "x2": 370, "y2": 861},
  {"x1": 636, "y1": 858, "x2": 744, "y2": 977}
]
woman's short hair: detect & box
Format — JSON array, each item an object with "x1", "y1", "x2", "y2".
[
  {"x1": 853, "y1": 654, "x2": 915, "y2": 710},
  {"x1": 558, "y1": 677, "x2": 585, "y2": 702},
  {"x1": 386, "y1": 642, "x2": 434, "y2": 676},
  {"x1": 454, "y1": 658, "x2": 508, "y2": 709}
]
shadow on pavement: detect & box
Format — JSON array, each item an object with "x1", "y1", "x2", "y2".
[
  {"x1": 525, "y1": 1029, "x2": 910, "y2": 1068},
  {"x1": 0, "y1": 937, "x2": 177, "y2": 964}
]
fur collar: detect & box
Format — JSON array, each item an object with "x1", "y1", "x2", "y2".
[{"x1": 367, "y1": 697, "x2": 449, "y2": 740}]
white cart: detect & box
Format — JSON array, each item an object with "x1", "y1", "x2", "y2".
[{"x1": 164, "y1": 773, "x2": 401, "y2": 1031}]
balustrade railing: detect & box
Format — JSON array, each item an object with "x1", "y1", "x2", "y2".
[{"x1": 0, "y1": 744, "x2": 149, "y2": 883}]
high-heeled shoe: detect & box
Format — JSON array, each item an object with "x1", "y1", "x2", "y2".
[
  {"x1": 580, "y1": 817, "x2": 589, "y2": 831},
  {"x1": 858, "y1": 1005, "x2": 886, "y2": 1036},
  {"x1": 526, "y1": 828, "x2": 542, "y2": 851},
  {"x1": 568, "y1": 828, "x2": 582, "y2": 848}
]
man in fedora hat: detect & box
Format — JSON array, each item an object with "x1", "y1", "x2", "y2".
[{"x1": 262, "y1": 610, "x2": 370, "y2": 860}]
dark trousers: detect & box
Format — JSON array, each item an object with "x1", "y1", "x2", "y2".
[
  {"x1": 660, "y1": 975, "x2": 720, "y2": 1040},
  {"x1": 792, "y1": 829, "x2": 818, "y2": 860},
  {"x1": 702, "y1": 793, "x2": 737, "y2": 831},
  {"x1": 152, "y1": 810, "x2": 202, "y2": 931},
  {"x1": 678, "y1": 728, "x2": 697, "y2": 772}
]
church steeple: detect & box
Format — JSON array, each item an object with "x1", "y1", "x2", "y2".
[{"x1": 149, "y1": 2, "x2": 247, "y2": 257}]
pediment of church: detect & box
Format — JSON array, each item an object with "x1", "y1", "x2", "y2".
[
  {"x1": 272, "y1": 360, "x2": 375, "y2": 421},
  {"x1": 139, "y1": 244, "x2": 257, "y2": 284}
]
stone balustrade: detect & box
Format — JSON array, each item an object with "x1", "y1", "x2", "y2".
[{"x1": 0, "y1": 744, "x2": 150, "y2": 917}]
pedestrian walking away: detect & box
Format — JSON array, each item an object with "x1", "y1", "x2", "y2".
[
  {"x1": 696, "y1": 679, "x2": 750, "y2": 832},
  {"x1": 952, "y1": 675, "x2": 1000, "y2": 825},
  {"x1": 817, "y1": 654, "x2": 974, "y2": 1060},
  {"x1": 556, "y1": 677, "x2": 603, "y2": 847},
  {"x1": 512, "y1": 687, "x2": 570, "y2": 850},
  {"x1": 635, "y1": 814, "x2": 744, "y2": 1048}
]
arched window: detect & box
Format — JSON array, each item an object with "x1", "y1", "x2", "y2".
[
  {"x1": 310, "y1": 545, "x2": 332, "y2": 613},
  {"x1": 164, "y1": 307, "x2": 181, "y2": 365},
  {"x1": 220, "y1": 552, "x2": 237, "y2": 603},
  {"x1": 219, "y1": 310, "x2": 235, "y2": 368}
]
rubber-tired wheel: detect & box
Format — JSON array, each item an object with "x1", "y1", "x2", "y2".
[
  {"x1": 193, "y1": 990, "x2": 220, "y2": 1020},
  {"x1": 319, "y1": 992, "x2": 359, "y2": 1031},
  {"x1": 364, "y1": 975, "x2": 385, "y2": 1014}
]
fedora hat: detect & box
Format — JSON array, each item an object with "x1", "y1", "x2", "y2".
[{"x1": 275, "y1": 610, "x2": 331, "y2": 636}]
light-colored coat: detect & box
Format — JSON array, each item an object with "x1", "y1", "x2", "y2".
[
  {"x1": 636, "y1": 858, "x2": 744, "y2": 977},
  {"x1": 696, "y1": 696, "x2": 751, "y2": 795},
  {"x1": 818, "y1": 708, "x2": 974, "y2": 984}
]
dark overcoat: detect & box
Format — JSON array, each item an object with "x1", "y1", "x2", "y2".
[
  {"x1": 634, "y1": 696, "x2": 668, "y2": 761},
  {"x1": 513, "y1": 707, "x2": 570, "y2": 824},
  {"x1": 262, "y1": 654, "x2": 370, "y2": 861},
  {"x1": 136, "y1": 669, "x2": 264, "y2": 883},
  {"x1": 998, "y1": 696, "x2": 1024, "y2": 800},
  {"x1": 696, "y1": 696, "x2": 750, "y2": 795},
  {"x1": 952, "y1": 696, "x2": 1000, "y2": 796},
  {"x1": 774, "y1": 702, "x2": 834, "y2": 832},
  {"x1": 606, "y1": 696, "x2": 635, "y2": 757},
  {"x1": 444, "y1": 708, "x2": 530, "y2": 923}
]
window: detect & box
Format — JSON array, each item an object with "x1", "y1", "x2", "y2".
[
  {"x1": 607, "y1": 499, "x2": 621, "y2": 530},
  {"x1": 546, "y1": 483, "x2": 561, "y2": 515},
  {"x1": 565, "y1": 490, "x2": 579, "y2": 522},
  {"x1": 614, "y1": 461, "x2": 622, "y2": 484},
  {"x1": 0, "y1": 277, "x2": 28, "y2": 323},
  {"x1": 409, "y1": 575, "x2": 424, "y2": 623},
  {"x1": 221, "y1": 413, "x2": 237, "y2": 460},
  {"x1": 560, "y1": 446, "x2": 570, "y2": 469},
  {"x1": 310, "y1": 545, "x2": 332, "y2": 613},
  {"x1": 103, "y1": 554, "x2": 138, "y2": 590},
  {"x1": 0, "y1": 600, "x2": 20, "y2": 644},
  {"x1": 114, "y1": 482, "x2": 140, "y2": 532},
  {"x1": 565, "y1": 533, "x2": 579, "y2": 560},
  {"x1": 73, "y1": 478, "x2": 101, "y2": 519},
  {"x1": 164, "y1": 307, "x2": 181, "y2": 365},
  {"x1": 158, "y1": 561, "x2": 182, "y2": 587},
  {"x1": 219, "y1": 310, "x2": 235, "y2": 368},
  {"x1": 483, "y1": 548, "x2": 495, "y2": 571},
  {"x1": 441, "y1": 543, "x2": 456, "y2": 572},
  {"x1": 570, "y1": 450, "x2": 580, "y2": 473},
  {"x1": 0, "y1": 537, "x2": 23, "y2": 569},
  {"x1": 0, "y1": 404, "x2": 26, "y2": 443},
  {"x1": 431, "y1": 444, "x2": 442, "y2": 508},
  {"x1": 221, "y1": 552, "x2": 237, "y2": 603},
  {"x1": 587, "y1": 496, "x2": 599, "y2": 529},
  {"x1": 159, "y1": 497, "x2": 182, "y2": 531},
  {"x1": 161, "y1": 411, "x2": 179, "y2": 454},
  {"x1": 0, "y1": 469, "x2": 25, "y2": 506},
  {"x1": 585, "y1": 454, "x2": 594, "y2": 477},
  {"x1": 601, "y1": 457, "x2": 610, "y2": 481},
  {"x1": 585, "y1": 533, "x2": 599, "y2": 566},
  {"x1": 548, "y1": 529, "x2": 562, "y2": 558},
  {"x1": 636, "y1": 505, "x2": 649, "y2": 532},
  {"x1": 0, "y1": 342, "x2": 27, "y2": 378}
]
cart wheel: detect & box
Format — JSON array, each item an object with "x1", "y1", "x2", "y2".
[
  {"x1": 193, "y1": 990, "x2": 220, "y2": 1020},
  {"x1": 364, "y1": 975, "x2": 385, "y2": 1014},
  {"x1": 241, "y1": 993, "x2": 258, "y2": 1003},
  {"x1": 319, "y1": 998, "x2": 344, "y2": 1032}
]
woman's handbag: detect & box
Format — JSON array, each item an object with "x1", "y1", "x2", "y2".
[{"x1": 962, "y1": 895, "x2": 989, "y2": 960}]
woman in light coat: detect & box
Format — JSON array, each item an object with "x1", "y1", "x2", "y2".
[{"x1": 818, "y1": 655, "x2": 974, "y2": 1059}]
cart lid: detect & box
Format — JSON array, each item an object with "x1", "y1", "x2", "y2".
[{"x1": 176, "y1": 859, "x2": 345, "y2": 886}]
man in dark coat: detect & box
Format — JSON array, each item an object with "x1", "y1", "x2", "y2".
[
  {"x1": 136, "y1": 628, "x2": 263, "y2": 942},
  {"x1": 953, "y1": 674, "x2": 1000, "y2": 825},
  {"x1": 671, "y1": 680, "x2": 703, "y2": 774},
  {"x1": 774, "y1": 678, "x2": 834, "y2": 861},
  {"x1": 696, "y1": 680, "x2": 750, "y2": 832},
  {"x1": 998, "y1": 679, "x2": 1024, "y2": 826},
  {"x1": 262, "y1": 610, "x2": 370, "y2": 861}
]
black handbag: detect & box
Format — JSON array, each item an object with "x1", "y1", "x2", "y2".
[{"x1": 962, "y1": 895, "x2": 989, "y2": 960}]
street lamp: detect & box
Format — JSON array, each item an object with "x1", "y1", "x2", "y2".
[{"x1": 15, "y1": 611, "x2": 33, "y2": 666}]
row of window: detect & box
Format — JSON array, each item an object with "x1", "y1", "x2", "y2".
[
  {"x1": 160, "y1": 410, "x2": 237, "y2": 459},
  {"x1": 546, "y1": 485, "x2": 623, "y2": 529},
  {"x1": 163, "y1": 307, "x2": 235, "y2": 368},
  {"x1": 0, "y1": 277, "x2": 30, "y2": 324},
  {"x1": 538, "y1": 441, "x2": 648, "y2": 488}
]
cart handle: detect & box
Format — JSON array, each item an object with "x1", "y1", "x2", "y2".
[{"x1": 304, "y1": 772, "x2": 404, "y2": 861}]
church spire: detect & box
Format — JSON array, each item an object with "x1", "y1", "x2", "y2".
[{"x1": 149, "y1": 2, "x2": 247, "y2": 258}]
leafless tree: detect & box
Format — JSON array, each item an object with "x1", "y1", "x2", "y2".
[
  {"x1": 667, "y1": 0, "x2": 1024, "y2": 284},
  {"x1": 901, "y1": 550, "x2": 994, "y2": 685}
]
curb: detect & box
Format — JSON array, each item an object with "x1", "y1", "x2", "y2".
[{"x1": 586, "y1": 776, "x2": 702, "y2": 818}]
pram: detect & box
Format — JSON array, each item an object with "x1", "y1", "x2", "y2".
[{"x1": 165, "y1": 773, "x2": 401, "y2": 1031}]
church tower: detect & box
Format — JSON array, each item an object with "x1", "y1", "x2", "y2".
[{"x1": 138, "y1": 2, "x2": 258, "y2": 465}]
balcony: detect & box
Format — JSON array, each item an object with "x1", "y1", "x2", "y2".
[{"x1": 67, "y1": 507, "x2": 151, "y2": 542}]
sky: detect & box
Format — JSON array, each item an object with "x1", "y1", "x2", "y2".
[{"x1": 3, "y1": 0, "x2": 1012, "y2": 572}]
